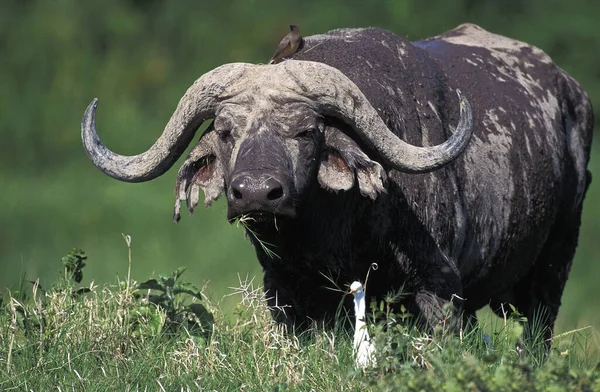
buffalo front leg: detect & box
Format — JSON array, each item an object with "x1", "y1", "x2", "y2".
[
  {"x1": 413, "y1": 254, "x2": 465, "y2": 333},
  {"x1": 415, "y1": 285, "x2": 464, "y2": 333},
  {"x1": 262, "y1": 269, "x2": 299, "y2": 329},
  {"x1": 262, "y1": 265, "x2": 347, "y2": 331}
]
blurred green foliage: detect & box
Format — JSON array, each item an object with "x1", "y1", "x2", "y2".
[{"x1": 1, "y1": 0, "x2": 599, "y2": 333}]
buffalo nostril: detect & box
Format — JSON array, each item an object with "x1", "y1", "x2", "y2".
[
  {"x1": 229, "y1": 174, "x2": 286, "y2": 208},
  {"x1": 233, "y1": 188, "x2": 243, "y2": 199},
  {"x1": 267, "y1": 186, "x2": 284, "y2": 200},
  {"x1": 230, "y1": 177, "x2": 246, "y2": 200}
]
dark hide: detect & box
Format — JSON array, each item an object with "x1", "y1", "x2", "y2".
[{"x1": 181, "y1": 24, "x2": 593, "y2": 339}]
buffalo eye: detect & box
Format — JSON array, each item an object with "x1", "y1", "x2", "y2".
[
  {"x1": 216, "y1": 129, "x2": 233, "y2": 143},
  {"x1": 295, "y1": 128, "x2": 315, "y2": 139}
]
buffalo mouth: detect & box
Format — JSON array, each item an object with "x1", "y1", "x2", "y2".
[{"x1": 228, "y1": 210, "x2": 292, "y2": 228}]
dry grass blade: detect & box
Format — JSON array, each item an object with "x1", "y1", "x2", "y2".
[{"x1": 234, "y1": 214, "x2": 280, "y2": 259}]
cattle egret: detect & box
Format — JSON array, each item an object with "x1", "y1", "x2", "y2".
[{"x1": 350, "y1": 281, "x2": 376, "y2": 368}]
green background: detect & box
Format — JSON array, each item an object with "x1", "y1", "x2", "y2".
[{"x1": 1, "y1": 0, "x2": 598, "y2": 333}]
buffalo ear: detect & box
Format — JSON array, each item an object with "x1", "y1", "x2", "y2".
[
  {"x1": 317, "y1": 127, "x2": 387, "y2": 200},
  {"x1": 318, "y1": 149, "x2": 355, "y2": 192},
  {"x1": 173, "y1": 130, "x2": 225, "y2": 221}
]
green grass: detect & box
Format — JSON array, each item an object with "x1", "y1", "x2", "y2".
[{"x1": 1, "y1": 250, "x2": 599, "y2": 391}]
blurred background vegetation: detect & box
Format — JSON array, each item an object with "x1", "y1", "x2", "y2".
[{"x1": 1, "y1": 0, "x2": 598, "y2": 333}]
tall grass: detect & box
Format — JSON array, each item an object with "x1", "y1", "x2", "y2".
[{"x1": 1, "y1": 248, "x2": 599, "y2": 391}]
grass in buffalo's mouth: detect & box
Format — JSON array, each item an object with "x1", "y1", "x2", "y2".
[{"x1": 233, "y1": 213, "x2": 281, "y2": 259}]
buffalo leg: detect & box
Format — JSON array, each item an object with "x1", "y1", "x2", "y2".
[{"x1": 414, "y1": 258, "x2": 464, "y2": 333}]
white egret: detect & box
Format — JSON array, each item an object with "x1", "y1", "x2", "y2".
[{"x1": 350, "y1": 281, "x2": 376, "y2": 368}]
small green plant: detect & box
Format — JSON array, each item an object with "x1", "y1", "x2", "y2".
[
  {"x1": 61, "y1": 248, "x2": 87, "y2": 284},
  {"x1": 135, "y1": 267, "x2": 214, "y2": 344},
  {"x1": 56, "y1": 248, "x2": 92, "y2": 297},
  {"x1": 11, "y1": 248, "x2": 91, "y2": 340}
]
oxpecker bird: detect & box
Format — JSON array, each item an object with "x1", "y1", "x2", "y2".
[
  {"x1": 350, "y1": 281, "x2": 376, "y2": 368},
  {"x1": 269, "y1": 25, "x2": 302, "y2": 64}
]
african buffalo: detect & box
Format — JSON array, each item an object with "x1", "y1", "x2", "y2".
[{"x1": 81, "y1": 24, "x2": 593, "y2": 340}]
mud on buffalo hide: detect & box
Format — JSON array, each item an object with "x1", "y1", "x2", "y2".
[{"x1": 270, "y1": 23, "x2": 593, "y2": 336}]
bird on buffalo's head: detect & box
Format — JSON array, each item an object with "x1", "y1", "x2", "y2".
[{"x1": 269, "y1": 25, "x2": 303, "y2": 64}]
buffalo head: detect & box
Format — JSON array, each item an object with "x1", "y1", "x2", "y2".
[{"x1": 81, "y1": 61, "x2": 473, "y2": 224}]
